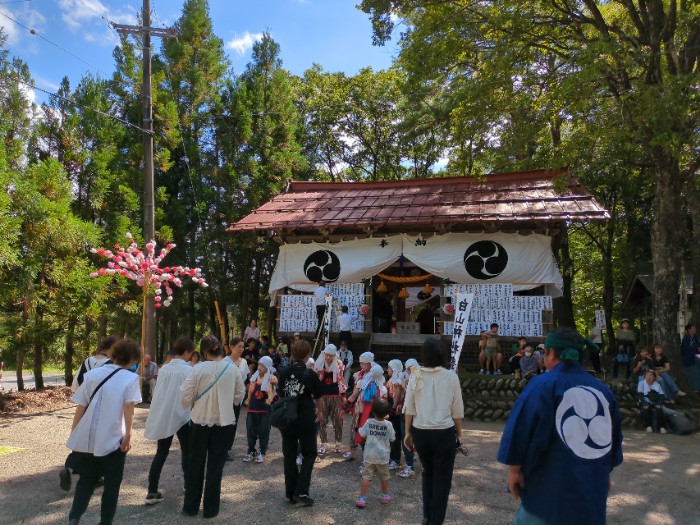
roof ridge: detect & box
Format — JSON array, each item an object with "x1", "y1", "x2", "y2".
[{"x1": 286, "y1": 168, "x2": 569, "y2": 192}]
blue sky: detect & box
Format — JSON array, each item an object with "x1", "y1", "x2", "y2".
[{"x1": 0, "y1": 0, "x2": 398, "y2": 103}]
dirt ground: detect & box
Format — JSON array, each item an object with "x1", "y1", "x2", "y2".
[{"x1": 1, "y1": 405, "x2": 699, "y2": 525}]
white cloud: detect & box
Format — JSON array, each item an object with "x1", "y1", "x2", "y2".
[
  {"x1": 58, "y1": 0, "x2": 137, "y2": 42},
  {"x1": 33, "y1": 75, "x2": 61, "y2": 92},
  {"x1": 0, "y1": 6, "x2": 46, "y2": 46},
  {"x1": 225, "y1": 31, "x2": 263, "y2": 56}
]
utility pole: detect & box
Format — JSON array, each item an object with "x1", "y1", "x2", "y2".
[{"x1": 114, "y1": 0, "x2": 175, "y2": 359}]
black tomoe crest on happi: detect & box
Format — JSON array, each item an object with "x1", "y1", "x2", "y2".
[
  {"x1": 463, "y1": 241, "x2": 508, "y2": 280},
  {"x1": 304, "y1": 250, "x2": 341, "y2": 283}
]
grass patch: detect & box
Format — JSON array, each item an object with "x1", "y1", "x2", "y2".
[{"x1": 0, "y1": 446, "x2": 25, "y2": 457}]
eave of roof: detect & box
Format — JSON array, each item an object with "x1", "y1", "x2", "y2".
[{"x1": 229, "y1": 168, "x2": 609, "y2": 238}]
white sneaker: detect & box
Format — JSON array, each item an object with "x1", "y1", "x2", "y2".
[
  {"x1": 296, "y1": 455, "x2": 302, "y2": 466},
  {"x1": 318, "y1": 443, "x2": 327, "y2": 454},
  {"x1": 479, "y1": 368, "x2": 485, "y2": 375},
  {"x1": 255, "y1": 453, "x2": 265, "y2": 463},
  {"x1": 388, "y1": 460, "x2": 399, "y2": 470},
  {"x1": 242, "y1": 452, "x2": 255, "y2": 462},
  {"x1": 359, "y1": 462, "x2": 364, "y2": 475},
  {"x1": 660, "y1": 427, "x2": 667, "y2": 434},
  {"x1": 495, "y1": 369, "x2": 502, "y2": 375},
  {"x1": 342, "y1": 450, "x2": 353, "y2": 460},
  {"x1": 398, "y1": 466, "x2": 415, "y2": 478},
  {"x1": 646, "y1": 426, "x2": 653, "y2": 433}
]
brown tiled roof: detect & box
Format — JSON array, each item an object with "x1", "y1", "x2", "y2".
[{"x1": 229, "y1": 168, "x2": 608, "y2": 237}]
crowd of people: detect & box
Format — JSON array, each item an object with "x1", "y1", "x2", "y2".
[
  {"x1": 62, "y1": 326, "x2": 466, "y2": 525},
  {"x1": 64, "y1": 315, "x2": 699, "y2": 524}
]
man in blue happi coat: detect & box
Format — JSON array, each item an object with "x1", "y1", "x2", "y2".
[{"x1": 498, "y1": 327, "x2": 623, "y2": 525}]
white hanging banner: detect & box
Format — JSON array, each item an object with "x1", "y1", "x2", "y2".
[
  {"x1": 268, "y1": 232, "x2": 563, "y2": 304},
  {"x1": 268, "y1": 236, "x2": 402, "y2": 297},
  {"x1": 403, "y1": 233, "x2": 563, "y2": 297},
  {"x1": 450, "y1": 293, "x2": 474, "y2": 370}
]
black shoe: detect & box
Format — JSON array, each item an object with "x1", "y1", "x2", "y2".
[
  {"x1": 294, "y1": 494, "x2": 314, "y2": 507},
  {"x1": 287, "y1": 495, "x2": 297, "y2": 504},
  {"x1": 182, "y1": 509, "x2": 198, "y2": 517},
  {"x1": 59, "y1": 468, "x2": 72, "y2": 492},
  {"x1": 68, "y1": 519, "x2": 79, "y2": 525},
  {"x1": 145, "y1": 491, "x2": 165, "y2": 505}
]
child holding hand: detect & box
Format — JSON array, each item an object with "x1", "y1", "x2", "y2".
[{"x1": 355, "y1": 398, "x2": 395, "y2": 508}]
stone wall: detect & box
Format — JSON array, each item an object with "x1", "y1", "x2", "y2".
[{"x1": 460, "y1": 375, "x2": 700, "y2": 431}]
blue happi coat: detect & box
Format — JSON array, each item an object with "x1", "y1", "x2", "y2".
[{"x1": 498, "y1": 361, "x2": 623, "y2": 525}]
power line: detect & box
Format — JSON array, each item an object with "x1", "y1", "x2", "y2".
[
  {"x1": 0, "y1": 9, "x2": 108, "y2": 76},
  {"x1": 0, "y1": 56, "x2": 154, "y2": 135}
]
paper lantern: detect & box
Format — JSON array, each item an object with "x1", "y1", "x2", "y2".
[
  {"x1": 359, "y1": 304, "x2": 370, "y2": 315},
  {"x1": 398, "y1": 287, "x2": 410, "y2": 299},
  {"x1": 423, "y1": 282, "x2": 433, "y2": 294},
  {"x1": 442, "y1": 303, "x2": 455, "y2": 315},
  {"x1": 377, "y1": 280, "x2": 388, "y2": 293}
]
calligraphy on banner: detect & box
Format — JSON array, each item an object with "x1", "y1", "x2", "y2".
[
  {"x1": 278, "y1": 283, "x2": 365, "y2": 333},
  {"x1": 450, "y1": 293, "x2": 474, "y2": 370}
]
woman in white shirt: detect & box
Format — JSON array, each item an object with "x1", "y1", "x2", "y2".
[
  {"x1": 180, "y1": 335, "x2": 245, "y2": 518},
  {"x1": 243, "y1": 319, "x2": 261, "y2": 342},
  {"x1": 404, "y1": 338, "x2": 464, "y2": 525},
  {"x1": 224, "y1": 336, "x2": 249, "y2": 460},
  {"x1": 66, "y1": 338, "x2": 142, "y2": 525}
]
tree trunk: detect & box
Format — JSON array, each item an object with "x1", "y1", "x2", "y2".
[
  {"x1": 64, "y1": 317, "x2": 76, "y2": 387},
  {"x1": 33, "y1": 309, "x2": 44, "y2": 390},
  {"x1": 552, "y1": 225, "x2": 575, "y2": 327},
  {"x1": 16, "y1": 347, "x2": 25, "y2": 391},
  {"x1": 650, "y1": 150, "x2": 685, "y2": 372}
]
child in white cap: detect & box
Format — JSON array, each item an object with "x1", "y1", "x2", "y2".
[
  {"x1": 386, "y1": 359, "x2": 405, "y2": 470},
  {"x1": 243, "y1": 355, "x2": 277, "y2": 463},
  {"x1": 398, "y1": 358, "x2": 418, "y2": 478},
  {"x1": 314, "y1": 344, "x2": 346, "y2": 454},
  {"x1": 342, "y1": 351, "x2": 374, "y2": 460}
]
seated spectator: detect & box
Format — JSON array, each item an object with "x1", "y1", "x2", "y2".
[
  {"x1": 137, "y1": 354, "x2": 158, "y2": 402},
  {"x1": 534, "y1": 343, "x2": 546, "y2": 373},
  {"x1": 637, "y1": 370, "x2": 667, "y2": 433},
  {"x1": 518, "y1": 345, "x2": 541, "y2": 380},
  {"x1": 651, "y1": 343, "x2": 686, "y2": 401},
  {"x1": 509, "y1": 337, "x2": 527, "y2": 379},
  {"x1": 259, "y1": 335, "x2": 271, "y2": 359},
  {"x1": 242, "y1": 338, "x2": 259, "y2": 363},
  {"x1": 632, "y1": 348, "x2": 654, "y2": 384}
]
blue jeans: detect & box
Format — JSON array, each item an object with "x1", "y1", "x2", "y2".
[
  {"x1": 658, "y1": 371, "x2": 680, "y2": 398},
  {"x1": 514, "y1": 505, "x2": 549, "y2": 525}
]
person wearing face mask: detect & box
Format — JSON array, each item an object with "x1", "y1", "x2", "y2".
[{"x1": 519, "y1": 345, "x2": 541, "y2": 380}]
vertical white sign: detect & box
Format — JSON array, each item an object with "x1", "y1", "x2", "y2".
[
  {"x1": 450, "y1": 293, "x2": 474, "y2": 370},
  {"x1": 323, "y1": 294, "x2": 333, "y2": 346},
  {"x1": 594, "y1": 310, "x2": 606, "y2": 329}
]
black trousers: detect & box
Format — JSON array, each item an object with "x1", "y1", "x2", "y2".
[
  {"x1": 281, "y1": 417, "x2": 318, "y2": 498},
  {"x1": 246, "y1": 411, "x2": 271, "y2": 455},
  {"x1": 316, "y1": 305, "x2": 326, "y2": 327},
  {"x1": 69, "y1": 448, "x2": 126, "y2": 525},
  {"x1": 226, "y1": 404, "x2": 242, "y2": 451},
  {"x1": 640, "y1": 403, "x2": 666, "y2": 431},
  {"x1": 147, "y1": 423, "x2": 191, "y2": 493},
  {"x1": 590, "y1": 350, "x2": 601, "y2": 373},
  {"x1": 389, "y1": 413, "x2": 402, "y2": 463},
  {"x1": 412, "y1": 426, "x2": 457, "y2": 525},
  {"x1": 183, "y1": 424, "x2": 233, "y2": 518}
]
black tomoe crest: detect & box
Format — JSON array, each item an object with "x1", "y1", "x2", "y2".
[
  {"x1": 304, "y1": 250, "x2": 341, "y2": 283},
  {"x1": 463, "y1": 241, "x2": 508, "y2": 280}
]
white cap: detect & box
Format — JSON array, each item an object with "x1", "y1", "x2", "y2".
[
  {"x1": 293, "y1": 332, "x2": 300, "y2": 337},
  {"x1": 306, "y1": 357, "x2": 315, "y2": 366},
  {"x1": 405, "y1": 358, "x2": 418, "y2": 369},
  {"x1": 323, "y1": 343, "x2": 337, "y2": 356},
  {"x1": 258, "y1": 355, "x2": 275, "y2": 372},
  {"x1": 359, "y1": 351, "x2": 374, "y2": 364},
  {"x1": 388, "y1": 359, "x2": 404, "y2": 375},
  {"x1": 370, "y1": 363, "x2": 384, "y2": 380}
]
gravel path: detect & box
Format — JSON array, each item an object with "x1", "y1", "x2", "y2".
[{"x1": 1, "y1": 406, "x2": 699, "y2": 525}]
